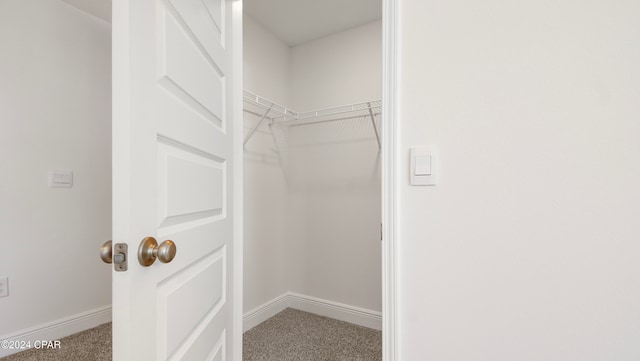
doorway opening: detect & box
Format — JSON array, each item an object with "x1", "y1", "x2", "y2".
[{"x1": 241, "y1": 1, "x2": 384, "y2": 359}]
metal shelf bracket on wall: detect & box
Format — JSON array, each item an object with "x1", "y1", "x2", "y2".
[
  {"x1": 243, "y1": 105, "x2": 272, "y2": 146},
  {"x1": 368, "y1": 102, "x2": 381, "y2": 149}
]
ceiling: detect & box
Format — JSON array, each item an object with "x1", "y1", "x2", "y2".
[
  {"x1": 59, "y1": 0, "x2": 111, "y2": 22},
  {"x1": 244, "y1": 0, "x2": 382, "y2": 46},
  {"x1": 57, "y1": 0, "x2": 382, "y2": 47}
]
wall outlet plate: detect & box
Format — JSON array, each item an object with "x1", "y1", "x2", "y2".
[
  {"x1": 48, "y1": 170, "x2": 73, "y2": 188},
  {"x1": 0, "y1": 277, "x2": 8, "y2": 298}
]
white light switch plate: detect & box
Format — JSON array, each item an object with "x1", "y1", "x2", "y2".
[{"x1": 410, "y1": 146, "x2": 437, "y2": 186}]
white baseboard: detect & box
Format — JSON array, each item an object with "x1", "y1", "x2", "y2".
[
  {"x1": 242, "y1": 294, "x2": 289, "y2": 332},
  {"x1": 0, "y1": 305, "x2": 112, "y2": 358},
  {"x1": 287, "y1": 293, "x2": 382, "y2": 331},
  {"x1": 243, "y1": 293, "x2": 381, "y2": 332}
]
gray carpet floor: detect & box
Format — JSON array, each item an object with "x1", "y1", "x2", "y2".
[
  {"x1": 1, "y1": 308, "x2": 381, "y2": 361},
  {"x1": 244, "y1": 308, "x2": 382, "y2": 361},
  {"x1": 0, "y1": 323, "x2": 112, "y2": 361}
]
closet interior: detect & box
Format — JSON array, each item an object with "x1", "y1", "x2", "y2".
[{"x1": 242, "y1": 0, "x2": 383, "y2": 339}]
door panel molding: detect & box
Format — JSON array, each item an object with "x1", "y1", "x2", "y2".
[{"x1": 158, "y1": 246, "x2": 227, "y2": 359}]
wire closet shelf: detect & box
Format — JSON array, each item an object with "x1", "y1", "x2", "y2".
[{"x1": 243, "y1": 90, "x2": 381, "y2": 148}]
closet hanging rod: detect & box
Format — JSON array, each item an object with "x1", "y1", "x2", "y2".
[
  {"x1": 242, "y1": 90, "x2": 382, "y2": 147},
  {"x1": 243, "y1": 90, "x2": 381, "y2": 125},
  {"x1": 281, "y1": 101, "x2": 381, "y2": 127},
  {"x1": 294, "y1": 101, "x2": 381, "y2": 120}
]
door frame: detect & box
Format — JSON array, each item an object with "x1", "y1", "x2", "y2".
[
  {"x1": 233, "y1": 0, "x2": 399, "y2": 359},
  {"x1": 232, "y1": 1, "x2": 244, "y2": 360},
  {"x1": 381, "y1": 0, "x2": 398, "y2": 360}
]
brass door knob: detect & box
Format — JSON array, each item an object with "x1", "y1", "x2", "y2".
[
  {"x1": 138, "y1": 237, "x2": 177, "y2": 267},
  {"x1": 100, "y1": 240, "x2": 113, "y2": 263}
]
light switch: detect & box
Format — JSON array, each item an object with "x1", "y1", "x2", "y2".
[
  {"x1": 49, "y1": 171, "x2": 73, "y2": 188},
  {"x1": 410, "y1": 147, "x2": 437, "y2": 186},
  {"x1": 414, "y1": 155, "x2": 431, "y2": 176}
]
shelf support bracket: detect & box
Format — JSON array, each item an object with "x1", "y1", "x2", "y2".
[
  {"x1": 244, "y1": 105, "x2": 273, "y2": 146},
  {"x1": 368, "y1": 102, "x2": 381, "y2": 149}
]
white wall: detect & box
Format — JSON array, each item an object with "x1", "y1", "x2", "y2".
[
  {"x1": 397, "y1": 0, "x2": 640, "y2": 359},
  {"x1": 244, "y1": 15, "x2": 291, "y2": 106},
  {"x1": 242, "y1": 15, "x2": 291, "y2": 312},
  {"x1": 0, "y1": 0, "x2": 111, "y2": 340},
  {"x1": 287, "y1": 20, "x2": 382, "y2": 312},
  {"x1": 291, "y1": 20, "x2": 382, "y2": 110}
]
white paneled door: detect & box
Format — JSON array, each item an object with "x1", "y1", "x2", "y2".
[{"x1": 112, "y1": 0, "x2": 241, "y2": 360}]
